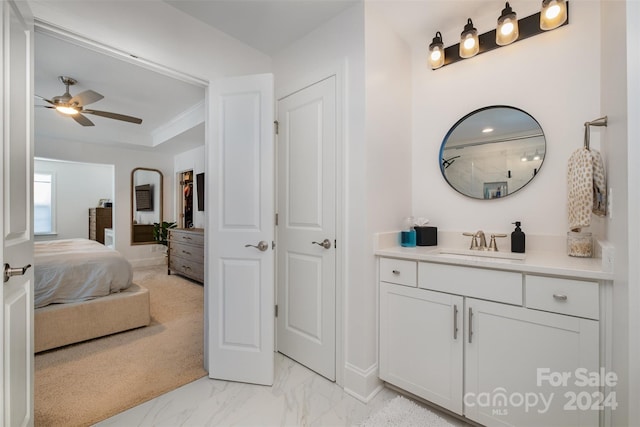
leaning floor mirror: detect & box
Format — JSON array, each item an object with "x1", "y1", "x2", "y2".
[{"x1": 131, "y1": 167, "x2": 163, "y2": 244}]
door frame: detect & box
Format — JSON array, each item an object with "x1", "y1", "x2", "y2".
[
  {"x1": 275, "y1": 65, "x2": 345, "y2": 387},
  {"x1": 31, "y1": 16, "x2": 211, "y2": 365}
]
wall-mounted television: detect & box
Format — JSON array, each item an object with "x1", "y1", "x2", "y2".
[
  {"x1": 196, "y1": 173, "x2": 204, "y2": 211},
  {"x1": 135, "y1": 184, "x2": 153, "y2": 211}
]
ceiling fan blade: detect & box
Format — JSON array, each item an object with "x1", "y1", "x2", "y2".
[
  {"x1": 69, "y1": 90, "x2": 104, "y2": 107},
  {"x1": 71, "y1": 113, "x2": 95, "y2": 127},
  {"x1": 36, "y1": 105, "x2": 55, "y2": 109},
  {"x1": 35, "y1": 94, "x2": 55, "y2": 105},
  {"x1": 83, "y1": 109, "x2": 142, "y2": 124}
]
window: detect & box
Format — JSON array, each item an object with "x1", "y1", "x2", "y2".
[{"x1": 34, "y1": 172, "x2": 54, "y2": 234}]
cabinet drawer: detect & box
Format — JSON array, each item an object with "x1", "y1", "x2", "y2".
[
  {"x1": 418, "y1": 262, "x2": 522, "y2": 305},
  {"x1": 380, "y1": 258, "x2": 417, "y2": 287},
  {"x1": 169, "y1": 230, "x2": 204, "y2": 246},
  {"x1": 169, "y1": 241, "x2": 204, "y2": 261},
  {"x1": 526, "y1": 275, "x2": 599, "y2": 320},
  {"x1": 169, "y1": 256, "x2": 204, "y2": 283}
]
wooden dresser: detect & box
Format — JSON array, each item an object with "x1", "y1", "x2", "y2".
[
  {"x1": 89, "y1": 207, "x2": 112, "y2": 244},
  {"x1": 168, "y1": 228, "x2": 204, "y2": 284}
]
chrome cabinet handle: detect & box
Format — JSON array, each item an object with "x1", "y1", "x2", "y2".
[
  {"x1": 312, "y1": 239, "x2": 332, "y2": 249},
  {"x1": 553, "y1": 294, "x2": 568, "y2": 301},
  {"x1": 245, "y1": 241, "x2": 269, "y2": 252},
  {"x1": 468, "y1": 307, "x2": 473, "y2": 344},
  {"x1": 453, "y1": 304, "x2": 459, "y2": 340},
  {"x1": 4, "y1": 263, "x2": 32, "y2": 283}
]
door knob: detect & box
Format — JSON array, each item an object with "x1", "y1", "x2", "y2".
[
  {"x1": 4, "y1": 263, "x2": 32, "y2": 283},
  {"x1": 312, "y1": 239, "x2": 332, "y2": 249},
  {"x1": 245, "y1": 241, "x2": 269, "y2": 252}
]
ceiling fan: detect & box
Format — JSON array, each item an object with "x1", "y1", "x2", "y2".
[{"x1": 36, "y1": 76, "x2": 143, "y2": 127}]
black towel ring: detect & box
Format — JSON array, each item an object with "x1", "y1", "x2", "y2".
[{"x1": 584, "y1": 116, "x2": 608, "y2": 150}]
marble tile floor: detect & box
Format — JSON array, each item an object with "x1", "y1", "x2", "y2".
[{"x1": 96, "y1": 352, "x2": 462, "y2": 427}]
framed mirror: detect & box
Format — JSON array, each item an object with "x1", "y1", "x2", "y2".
[
  {"x1": 131, "y1": 167, "x2": 163, "y2": 244},
  {"x1": 439, "y1": 106, "x2": 545, "y2": 200}
]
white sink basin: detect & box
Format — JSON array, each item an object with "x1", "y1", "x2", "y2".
[{"x1": 438, "y1": 248, "x2": 526, "y2": 261}]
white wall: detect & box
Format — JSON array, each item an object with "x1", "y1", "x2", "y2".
[
  {"x1": 273, "y1": 2, "x2": 413, "y2": 400},
  {"x1": 625, "y1": 2, "x2": 640, "y2": 423},
  {"x1": 601, "y1": 1, "x2": 634, "y2": 425},
  {"x1": 412, "y1": 2, "x2": 602, "y2": 239},
  {"x1": 174, "y1": 145, "x2": 205, "y2": 229},
  {"x1": 35, "y1": 140, "x2": 174, "y2": 265},
  {"x1": 34, "y1": 158, "x2": 113, "y2": 241}
]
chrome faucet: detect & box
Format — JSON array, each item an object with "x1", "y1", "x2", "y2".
[
  {"x1": 474, "y1": 231, "x2": 487, "y2": 250},
  {"x1": 463, "y1": 230, "x2": 487, "y2": 250}
]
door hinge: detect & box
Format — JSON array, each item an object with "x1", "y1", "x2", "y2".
[
  {"x1": 274, "y1": 120, "x2": 279, "y2": 135},
  {"x1": 275, "y1": 213, "x2": 279, "y2": 226},
  {"x1": 275, "y1": 304, "x2": 279, "y2": 318}
]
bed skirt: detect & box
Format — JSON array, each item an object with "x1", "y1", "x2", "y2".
[{"x1": 35, "y1": 283, "x2": 150, "y2": 353}]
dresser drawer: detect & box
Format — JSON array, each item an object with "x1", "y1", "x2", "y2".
[
  {"x1": 169, "y1": 241, "x2": 204, "y2": 260},
  {"x1": 169, "y1": 256, "x2": 204, "y2": 283},
  {"x1": 169, "y1": 229, "x2": 204, "y2": 246},
  {"x1": 526, "y1": 275, "x2": 599, "y2": 320},
  {"x1": 380, "y1": 258, "x2": 417, "y2": 287},
  {"x1": 419, "y1": 262, "x2": 522, "y2": 305}
]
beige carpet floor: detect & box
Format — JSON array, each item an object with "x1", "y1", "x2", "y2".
[{"x1": 35, "y1": 266, "x2": 207, "y2": 427}]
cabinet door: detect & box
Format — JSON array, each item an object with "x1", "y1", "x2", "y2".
[
  {"x1": 380, "y1": 282, "x2": 463, "y2": 414},
  {"x1": 465, "y1": 298, "x2": 599, "y2": 427}
]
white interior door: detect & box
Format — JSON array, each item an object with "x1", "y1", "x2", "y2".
[
  {"x1": 1, "y1": 1, "x2": 35, "y2": 425},
  {"x1": 276, "y1": 76, "x2": 336, "y2": 380},
  {"x1": 208, "y1": 74, "x2": 274, "y2": 385}
]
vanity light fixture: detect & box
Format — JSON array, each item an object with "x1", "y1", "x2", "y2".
[
  {"x1": 521, "y1": 153, "x2": 528, "y2": 162},
  {"x1": 428, "y1": 31, "x2": 445, "y2": 70},
  {"x1": 430, "y1": 1, "x2": 569, "y2": 70},
  {"x1": 540, "y1": 0, "x2": 568, "y2": 30},
  {"x1": 533, "y1": 150, "x2": 541, "y2": 160},
  {"x1": 496, "y1": 2, "x2": 519, "y2": 46},
  {"x1": 459, "y1": 18, "x2": 479, "y2": 58}
]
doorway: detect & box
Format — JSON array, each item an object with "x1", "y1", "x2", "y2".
[
  {"x1": 276, "y1": 76, "x2": 337, "y2": 381},
  {"x1": 178, "y1": 170, "x2": 194, "y2": 228}
]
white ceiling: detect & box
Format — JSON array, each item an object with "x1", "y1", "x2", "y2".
[
  {"x1": 34, "y1": 30, "x2": 206, "y2": 153},
  {"x1": 34, "y1": 0, "x2": 523, "y2": 153},
  {"x1": 165, "y1": 0, "x2": 360, "y2": 56}
]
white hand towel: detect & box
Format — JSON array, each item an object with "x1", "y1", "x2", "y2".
[{"x1": 567, "y1": 148, "x2": 593, "y2": 232}]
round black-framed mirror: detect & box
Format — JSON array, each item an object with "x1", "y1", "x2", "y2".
[{"x1": 439, "y1": 106, "x2": 545, "y2": 200}]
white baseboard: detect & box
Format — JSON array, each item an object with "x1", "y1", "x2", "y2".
[
  {"x1": 343, "y1": 362, "x2": 383, "y2": 403},
  {"x1": 130, "y1": 257, "x2": 167, "y2": 268}
]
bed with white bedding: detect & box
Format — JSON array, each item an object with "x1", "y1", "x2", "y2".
[{"x1": 34, "y1": 238, "x2": 150, "y2": 352}]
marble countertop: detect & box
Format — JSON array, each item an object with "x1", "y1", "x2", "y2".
[{"x1": 375, "y1": 245, "x2": 614, "y2": 281}]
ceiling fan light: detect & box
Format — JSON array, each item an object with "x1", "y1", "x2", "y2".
[
  {"x1": 55, "y1": 105, "x2": 79, "y2": 115},
  {"x1": 496, "y1": 2, "x2": 519, "y2": 46}
]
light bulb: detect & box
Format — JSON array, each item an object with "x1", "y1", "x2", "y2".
[
  {"x1": 428, "y1": 31, "x2": 445, "y2": 70},
  {"x1": 55, "y1": 106, "x2": 78, "y2": 115},
  {"x1": 496, "y1": 2, "x2": 519, "y2": 46},
  {"x1": 540, "y1": 0, "x2": 567, "y2": 31},
  {"x1": 459, "y1": 18, "x2": 479, "y2": 59}
]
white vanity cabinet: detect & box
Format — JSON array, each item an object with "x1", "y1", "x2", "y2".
[
  {"x1": 465, "y1": 297, "x2": 599, "y2": 427},
  {"x1": 379, "y1": 281, "x2": 464, "y2": 414},
  {"x1": 378, "y1": 257, "x2": 604, "y2": 427}
]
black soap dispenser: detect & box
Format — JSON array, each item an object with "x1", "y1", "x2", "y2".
[{"x1": 511, "y1": 221, "x2": 525, "y2": 253}]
